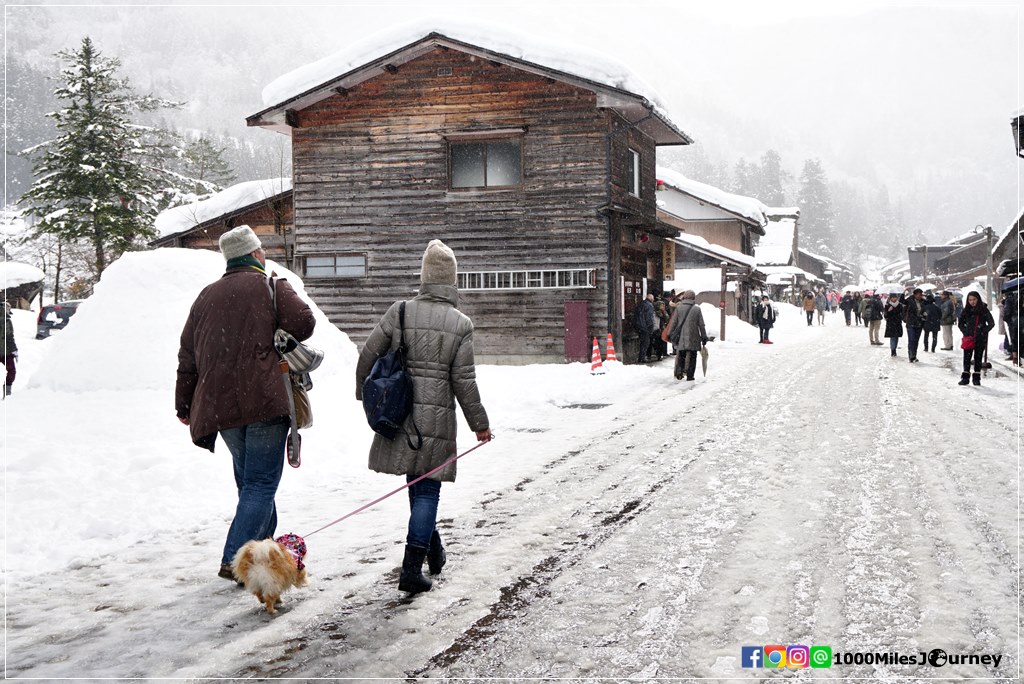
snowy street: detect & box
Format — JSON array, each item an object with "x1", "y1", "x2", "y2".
[{"x1": 4, "y1": 253, "x2": 1018, "y2": 680}]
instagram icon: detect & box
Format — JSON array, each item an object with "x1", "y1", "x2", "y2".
[{"x1": 787, "y1": 645, "x2": 810, "y2": 668}]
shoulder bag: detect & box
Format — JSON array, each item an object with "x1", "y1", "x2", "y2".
[
  {"x1": 269, "y1": 276, "x2": 323, "y2": 467},
  {"x1": 361, "y1": 302, "x2": 423, "y2": 450}
]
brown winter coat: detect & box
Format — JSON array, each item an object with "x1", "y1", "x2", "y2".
[
  {"x1": 802, "y1": 295, "x2": 816, "y2": 312},
  {"x1": 355, "y1": 284, "x2": 489, "y2": 482},
  {"x1": 176, "y1": 267, "x2": 315, "y2": 451}
]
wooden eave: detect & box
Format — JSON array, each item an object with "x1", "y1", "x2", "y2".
[
  {"x1": 246, "y1": 33, "x2": 693, "y2": 146},
  {"x1": 149, "y1": 189, "x2": 293, "y2": 247}
]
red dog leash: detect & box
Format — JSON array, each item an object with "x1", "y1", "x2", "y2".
[{"x1": 302, "y1": 438, "x2": 493, "y2": 539}]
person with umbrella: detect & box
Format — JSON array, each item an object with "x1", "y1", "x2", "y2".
[
  {"x1": 883, "y1": 293, "x2": 904, "y2": 357},
  {"x1": 666, "y1": 289, "x2": 707, "y2": 382},
  {"x1": 957, "y1": 290, "x2": 995, "y2": 386}
]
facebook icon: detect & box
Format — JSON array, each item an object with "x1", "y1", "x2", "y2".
[{"x1": 741, "y1": 646, "x2": 763, "y2": 668}]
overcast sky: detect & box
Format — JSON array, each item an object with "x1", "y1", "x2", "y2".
[{"x1": 6, "y1": 0, "x2": 1023, "y2": 240}]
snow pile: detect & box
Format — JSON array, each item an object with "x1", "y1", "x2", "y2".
[
  {"x1": 656, "y1": 165, "x2": 769, "y2": 228},
  {"x1": 1, "y1": 260, "x2": 45, "y2": 288},
  {"x1": 154, "y1": 178, "x2": 292, "y2": 238},
  {"x1": 28, "y1": 248, "x2": 355, "y2": 393},
  {"x1": 261, "y1": 18, "x2": 670, "y2": 113}
]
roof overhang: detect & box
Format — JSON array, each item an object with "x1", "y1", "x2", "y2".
[
  {"x1": 150, "y1": 189, "x2": 293, "y2": 247},
  {"x1": 247, "y1": 33, "x2": 693, "y2": 146}
]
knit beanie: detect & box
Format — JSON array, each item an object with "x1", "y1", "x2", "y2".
[
  {"x1": 219, "y1": 225, "x2": 262, "y2": 260},
  {"x1": 420, "y1": 239, "x2": 457, "y2": 286}
]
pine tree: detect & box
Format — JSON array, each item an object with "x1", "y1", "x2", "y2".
[
  {"x1": 796, "y1": 159, "x2": 836, "y2": 256},
  {"x1": 732, "y1": 159, "x2": 756, "y2": 196},
  {"x1": 758, "y1": 150, "x2": 787, "y2": 206},
  {"x1": 168, "y1": 135, "x2": 236, "y2": 198},
  {"x1": 17, "y1": 37, "x2": 182, "y2": 277}
]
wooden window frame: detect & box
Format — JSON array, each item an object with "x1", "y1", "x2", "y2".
[
  {"x1": 447, "y1": 132, "x2": 524, "y2": 191},
  {"x1": 457, "y1": 268, "x2": 597, "y2": 292},
  {"x1": 628, "y1": 148, "x2": 641, "y2": 197},
  {"x1": 302, "y1": 253, "x2": 367, "y2": 279}
]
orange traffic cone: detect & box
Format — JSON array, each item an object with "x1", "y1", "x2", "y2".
[
  {"x1": 605, "y1": 333, "x2": 618, "y2": 363},
  {"x1": 590, "y1": 336, "x2": 605, "y2": 375}
]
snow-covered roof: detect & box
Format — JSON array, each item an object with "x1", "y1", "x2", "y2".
[
  {"x1": 799, "y1": 247, "x2": 852, "y2": 273},
  {"x1": 656, "y1": 166, "x2": 769, "y2": 230},
  {"x1": 665, "y1": 268, "x2": 739, "y2": 294},
  {"x1": 671, "y1": 233, "x2": 757, "y2": 269},
  {"x1": 754, "y1": 208, "x2": 799, "y2": 266},
  {"x1": 154, "y1": 178, "x2": 292, "y2": 239},
  {"x1": 252, "y1": 20, "x2": 691, "y2": 146},
  {"x1": 1, "y1": 261, "x2": 45, "y2": 289},
  {"x1": 992, "y1": 205, "x2": 1024, "y2": 256}
]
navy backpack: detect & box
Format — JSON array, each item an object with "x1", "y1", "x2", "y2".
[{"x1": 361, "y1": 302, "x2": 423, "y2": 450}]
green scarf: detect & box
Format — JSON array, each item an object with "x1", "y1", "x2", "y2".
[{"x1": 225, "y1": 255, "x2": 266, "y2": 274}]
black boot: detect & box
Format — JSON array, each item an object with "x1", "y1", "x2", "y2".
[
  {"x1": 427, "y1": 530, "x2": 446, "y2": 575},
  {"x1": 398, "y1": 545, "x2": 432, "y2": 593},
  {"x1": 972, "y1": 372, "x2": 981, "y2": 386},
  {"x1": 958, "y1": 372, "x2": 970, "y2": 385}
]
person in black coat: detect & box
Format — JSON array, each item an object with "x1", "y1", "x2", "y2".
[
  {"x1": 839, "y1": 293, "x2": 855, "y2": 326},
  {"x1": 883, "y1": 294, "x2": 904, "y2": 357},
  {"x1": 921, "y1": 293, "x2": 942, "y2": 353},
  {"x1": 901, "y1": 288, "x2": 925, "y2": 362},
  {"x1": 864, "y1": 294, "x2": 884, "y2": 345},
  {"x1": 957, "y1": 290, "x2": 995, "y2": 386},
  {"x1": 754, "y1": 295, "x2": 776, "y2": 344}
]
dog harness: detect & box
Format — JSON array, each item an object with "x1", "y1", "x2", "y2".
[{"x1": 275, "y1": 533, "x2": 307, "y2": 571}]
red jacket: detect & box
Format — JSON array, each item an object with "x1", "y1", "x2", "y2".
[{"x1": 176, "y1": 268, "x2": 315, "y2": 450}]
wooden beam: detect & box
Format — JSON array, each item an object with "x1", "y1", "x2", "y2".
[
  {"x1": 285, "y1": 109, "x2": 299, "y2": 128},
  {"x1": 334, "y1": 86, "x2": 349, "y2": 97},
  {"x1": 384, "y1": 64, "x2": 399, "y2": 74}
]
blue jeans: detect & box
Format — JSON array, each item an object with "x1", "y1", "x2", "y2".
[
  {"x1": 406, "y1": 473, "x2": 441, "y2": 549},
  {"x1": 906, "y1": 326, "x2": 922, "y2": 358},
  {"x1": 890, "y1": 337, "x2": 899, "y2": 353},
  {"x1": 220, "y1": 416, "x2": 289, "y2": 565}
]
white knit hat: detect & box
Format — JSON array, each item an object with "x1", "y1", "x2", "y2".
[
  {"x1": 219, "y1": 225, "x2": 262, "y2": 260},
  {"x1": 420, "y1": 239, "x2": 457, "y2": 286}
]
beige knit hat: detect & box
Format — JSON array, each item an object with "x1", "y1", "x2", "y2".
[
  {"x1": 219, "y1": 225, "x2": 262, "y2": 260},
  {"x1": 420, "y1": 239, "x2": 457, "y2": 286}
]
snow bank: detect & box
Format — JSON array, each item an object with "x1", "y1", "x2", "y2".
[
  {"x1": 261, "y1": 18, "x2": 669, "y2": 113},
  {"x1": 154, "y1": 178, "x2": 292, "y2": 238},
  {"x1": 27, "y1": 248, "x2": 357, "y2": 392},
  {"x1": 1, "y1": 261, "x2": 45, "y2": 288}
]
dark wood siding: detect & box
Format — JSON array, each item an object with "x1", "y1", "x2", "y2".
[{"x1": 291, "y1": 48, "x2": 618, "y2": 360}]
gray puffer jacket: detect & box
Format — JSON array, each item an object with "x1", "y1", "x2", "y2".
[
  {"x1": 667, "y1": 300, "x2": 707, "y2": 351},
  {"x1": 355, "y1": 284, "x2": 489, "y2": 482}
]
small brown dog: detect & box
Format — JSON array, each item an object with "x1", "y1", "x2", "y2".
[{"x1": 230, "y1": 534, "x2": 308, "y2": 614}]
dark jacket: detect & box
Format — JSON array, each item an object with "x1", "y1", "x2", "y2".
[
  {"x1": 958, "y1": 301, "x2": 995, "y2": 341},
  {"x1": 355, "y1": 284, "x2": 489, "y2": 483},
  {"x1": 840, "y1": 295, "x2": 855, "y2": 312},
  {"x1": 902, "y1": 294, "x2": 925, "y2": 328},
  {"x1": 754, "y1": 301, "x2": 775, "y2": 328},
  {"x1": 3, "y1": 314, "x2": 16, "y2": 355},
  {"x1": 883, "y1": 300, "x2": 904, "y2": 338},
  {"x1": 634, "y1": 299, "x2": 656, "y2": 333},
  {"x1": 176, "y1": 267, "x2": 316, "y2": 451},
  {"x1": 922, "y1": 300, "x2": 942, "y2": 332},
  {"x1": 939, "y1": 297, "x2": 957, "y2": 325},
  {"x1": 863, "y1": 297, "x2": 883, "y2": 322}
]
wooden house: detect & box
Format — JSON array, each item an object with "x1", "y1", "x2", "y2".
[
  {"x1": 246, "y1": 27, "x2": 692, "y2": 363},
  {"x1": 994, "y1": 208, "x2": 1023, "y2": 278},
  {"x1": 150, "y1": 179, "x2": 295, "y2": 270},
  {"x1": 653, "y1": 167, "x2": 767, "y2": 321}
]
